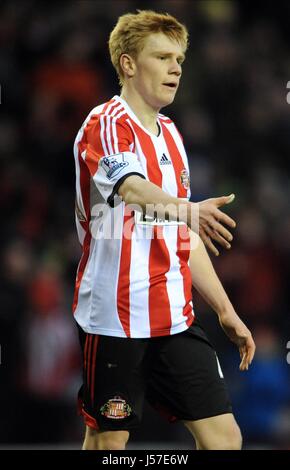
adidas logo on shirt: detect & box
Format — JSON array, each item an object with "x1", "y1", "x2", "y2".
[{"x1": 160, "y1": 153, "x2": 171, "y2": 165}]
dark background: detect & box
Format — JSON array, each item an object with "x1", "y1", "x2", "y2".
[{"x1": 1, "y1": 0, "x2": 290, "y2": 449}]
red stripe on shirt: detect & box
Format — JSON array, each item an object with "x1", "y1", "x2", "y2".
[
  {"x1": 81, "y1": 99, "x2": 115, "y2": 175},
  {"x1": 117, "y1": 208, "x2": 135, "y2": 337},
  {"x1": 176, "y1": 226, "x2": 194, "y2": 326},
  {"x1": 128, "y1": 120, "x2": 162, "y2": 184},
  {"x1": 148, "y1": 226, "x2": 172, "y2": 336},
  {"x1": 80, "y1": 116, "x2": 100, "y2": 176},
  {"x1": 115, "y1": 117, "x2": 134, "y2": 153}
]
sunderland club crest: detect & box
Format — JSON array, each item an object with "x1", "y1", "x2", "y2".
[
  {"x1": 100, "y1": 396, "x2": 132, "y2": 419},
  {"x1": 180, "y1": 168, "x2": 190, "y2": 189}
]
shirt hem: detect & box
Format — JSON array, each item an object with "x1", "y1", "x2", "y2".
[{"x1": 75, "y1": 315, "x2": 195, "y2": 338}]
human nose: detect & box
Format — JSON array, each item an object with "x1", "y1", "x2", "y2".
[{"x1": 169, "y1": 59, "x2": 182, "y2": 76}]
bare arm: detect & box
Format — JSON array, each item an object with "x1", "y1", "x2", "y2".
[
  {"x1": 189, "y1": 231, "x2": 255, "y2": 370},
  {"x1": 118, "y1": 175, "x2": 236, "y2": 255},
  {"x1": 118, "y1": 175, "x2": 192, "y2": 221}
]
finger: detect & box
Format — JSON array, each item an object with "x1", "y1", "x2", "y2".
[
  {"x1": 204, "y1": 224, "x2": 231, "y2": 250},
  {"x1": 208, "y1": 218, "x2": 233, "y2": 243},
  {"x1": 239, "y1": 344, "x2": 249, "y2": 370},
  {"x1": 200, "y1": 228, "x2": 219, "y2": 256},
  {"x1": 246, "y1": 336, "x2": 256, "y2": 365},
  {"x1": 215, "y1": 208, "x2": 236, "y2": 229},
  {"x1": 239, "y1": 339, "x2": 255, "y2": 371},
  {"x1": 239, "y1": 346, "x2": 245, "y2": 360},
  {"x1": 239, "y1": 351, "x2": 248, "y2": 371},
  {"x1": 213, "y1": 194, "x2": 235, "y2": 208},
  {"x1": 200, "y1": 231, "x2": 219, "y2": 256}
]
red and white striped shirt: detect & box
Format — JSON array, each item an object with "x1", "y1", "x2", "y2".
[{"x1": 73, "y1": 95, "x2": 194, "y2": 338}]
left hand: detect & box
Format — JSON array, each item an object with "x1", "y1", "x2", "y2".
[{"x1": 218, "y1": 312, "x2": 256, "y2": 371}]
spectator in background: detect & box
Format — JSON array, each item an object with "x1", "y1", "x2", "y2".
[
  {"x1": 0, "y1": 240, "x2": 31, "y2": 442},
  {"x1": 20, "y1": 265, "x2": 81, "y2": 443}
]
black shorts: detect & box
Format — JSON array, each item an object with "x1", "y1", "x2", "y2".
[{"x1": 77, "y1": 320, "x2": 232, "y2": 431}]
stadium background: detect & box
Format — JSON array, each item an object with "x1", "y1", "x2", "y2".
[{"x1": 1, "y1": 0, "x2": 290, "y2": 449}]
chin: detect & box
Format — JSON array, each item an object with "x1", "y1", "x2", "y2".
[
  {"x1": 162, "y1": 98, "x2": 175, "y2": 108},
  {"x1": 156, "y1": 96, "x2": 175, "y2": 109}
]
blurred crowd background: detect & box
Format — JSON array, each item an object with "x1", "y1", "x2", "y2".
[{"x1": 1, "y1": 0, "x2": 290, "y2": 449}]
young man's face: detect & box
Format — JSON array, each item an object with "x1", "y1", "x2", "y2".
[{"x1": 131, "y1": 32, "x2": 185, "y2": 110}]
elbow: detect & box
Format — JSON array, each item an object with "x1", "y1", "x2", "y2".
[
  {"x1": 118, "y1": 175, "x2": 144, "y2": 207},
  {"x1": 118, "y1": 181, "x2": 135, "y2": 205},
  {"x1": 121, "y1": 187, "x2": 135, "y2": 206}
]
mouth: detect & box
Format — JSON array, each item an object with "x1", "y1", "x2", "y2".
[{"x1": 163, "y1": 83, "x2": 178, "y2": 90}]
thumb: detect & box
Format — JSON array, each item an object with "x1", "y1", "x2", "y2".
[{"x1": 214, "y1": 194, "x2": 235, "y2": 207}]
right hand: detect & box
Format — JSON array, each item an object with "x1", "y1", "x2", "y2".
[{"x1": 198, "y1": 194, "x2": 236, "y2": 256}]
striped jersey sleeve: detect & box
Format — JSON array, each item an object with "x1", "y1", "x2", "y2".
[{"x1": 79, "y1": 112, "x2": 145, "y2": 207}]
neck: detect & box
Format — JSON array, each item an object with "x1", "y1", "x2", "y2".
[{"x1": 120, "y1": 86, "x2": 159, "y2": 135}]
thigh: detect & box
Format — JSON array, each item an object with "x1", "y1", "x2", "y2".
[
  {"x1": 82, "y1": 426, "x2": 130, "y2": 450},
  {"x1": 77, "y1": 325, "x2": 148, "y2": 431},
  {"x1": 146, "y1": 329, "x2": 232, "y2": 422},
  {"x1": 183, "y1": 413, "x2": 242, "y2": 450}
]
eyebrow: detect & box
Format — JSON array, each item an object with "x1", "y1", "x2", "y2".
[{"x1": 153, "y1": 51, "x2": 185, "y2": 61}]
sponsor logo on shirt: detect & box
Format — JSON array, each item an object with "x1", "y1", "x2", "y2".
[
  {"x1": 159, "y1": 153, "x2": 171, "y2": 165},
  {"x1": 101, "y1": 154, "x2": 129, "y2": 179},
  {"x1": 100, "y1": 396, "x2": 132, "y2": 419}
]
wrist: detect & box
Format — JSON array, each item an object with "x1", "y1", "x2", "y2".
[
  {"x1": 216, "y1": 303, "x2": 237, "y2": 319},
  {"x1": 182, "y1": 201, "x2": 199, "y2": 231}
]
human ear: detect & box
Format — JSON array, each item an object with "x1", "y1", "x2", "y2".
[{"x1": 120, "y1": 54, "x2": 136, "y2": 78}]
